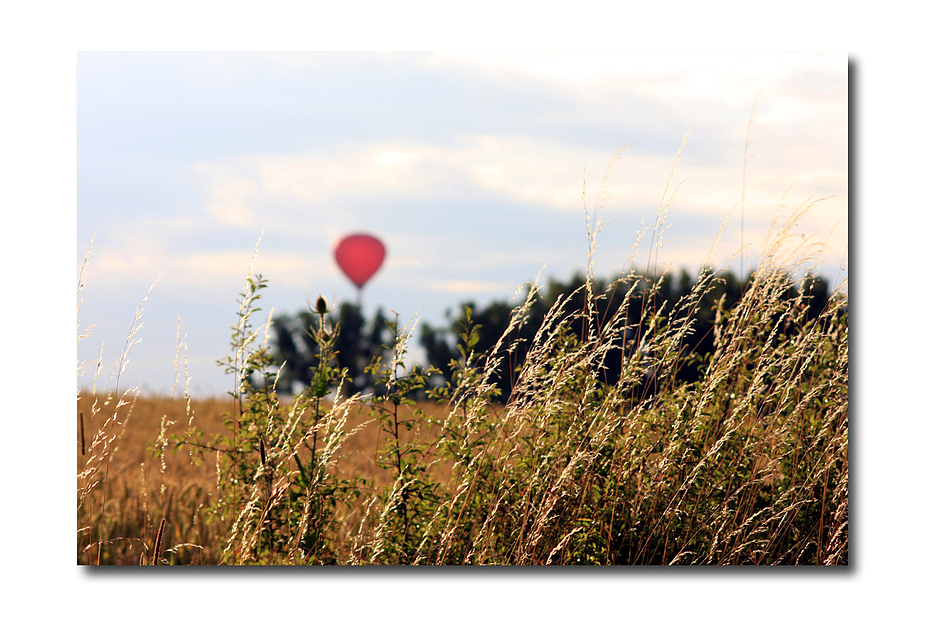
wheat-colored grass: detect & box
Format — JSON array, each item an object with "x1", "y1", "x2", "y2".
[{"x1": 78, "y1": 154, "x2": 846, "y2": 565}]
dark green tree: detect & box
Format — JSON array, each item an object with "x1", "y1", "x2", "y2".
[
  {"x1": 418, "y1": 268, "x2": 836, "y2": 403},
  {"x1": 271, "y1": 301, "x2": 391, "y2": 396}
]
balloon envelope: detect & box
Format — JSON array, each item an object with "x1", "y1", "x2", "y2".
[{"x1": 334, "y1": 234, "x2": 386, "y2": 289}]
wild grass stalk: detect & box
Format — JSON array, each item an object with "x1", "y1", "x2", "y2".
[{"x1": 78, "y1": 149, "x2": 846, "y2": 566}]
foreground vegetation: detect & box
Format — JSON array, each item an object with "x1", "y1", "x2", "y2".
[{"x1": 78, "y1": 193, "x2": 847, "y2": 565}]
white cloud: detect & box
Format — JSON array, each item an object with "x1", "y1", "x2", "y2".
[
  {"x1": 187, "y1": 126, "x2": 846, "y2": 277},
  {"x1": 373, "y1": 150, "x2": 418, "y2": 168},
  {"x1": 81, "y1": 238, "x2": 333, "y2": 294},
  {"x1": 256, "y1": 146, "x2": 430, "y2": 204},
  {"x1": 205, "y1": 177, "x2": 259, "y2": 227},
  {"x1": 427, "y1": 50, "x2": 845, "y2": 121},
  {"x1": 420, "y1": 279, "x2": 508, "y2": 294},
  {"x1": 176, "y1": 250, "x2": 267, "y2": 281},
  {"x1": 199, "y1": 136, "x2": 624, "y2": 213}
]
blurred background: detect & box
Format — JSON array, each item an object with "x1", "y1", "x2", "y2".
[{"x1": 76, "y1": 51, "x2": 847, "y2": 396}]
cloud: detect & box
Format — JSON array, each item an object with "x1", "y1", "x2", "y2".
[
  {"x1": 427, "y1": 51, "x2": 844, "y2": 120},
  {"x1": 81, "y1": 237, "x2": 333, "y2": 294},
  {"x1": 373, "y1": 150, "x2": 419, "y2": 167},
  {"x1": 419, "y1": 279, "x2": 509, "y2": 294},
  {"x1": 197, "y1": 136, "x2": 650, "y2": 214},
  {"x1": 196, "y1": 115, "x2": 843, "y2": 218},
  {"x1": 256, "y1": 145, "x2": 431, "y2": 204},
  {"x1": 206, "y1": 178, "x2": 259, "y2": 227},
  {"x1": 186, "y1": 125, "x2": 846, "y2": 281}
]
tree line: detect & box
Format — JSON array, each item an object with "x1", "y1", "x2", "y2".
[{"x1": 269, "y1": 267, "x2": 844, "y2": 402}]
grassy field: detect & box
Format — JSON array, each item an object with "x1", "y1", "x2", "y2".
[
  {"x1": 77, "y1": 196, "x2": 847, "y2": 566},
  {"x1": 77, "y1": 393, "x2": 459, "y2": 565}
]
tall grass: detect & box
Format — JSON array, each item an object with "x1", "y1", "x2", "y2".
[{"x1": 77, "y1": 174, "x2": 847, "y2": 566}]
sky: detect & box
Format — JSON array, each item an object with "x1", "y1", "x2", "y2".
[
  {"x1": 7, "y1": 0, "x2": 925, "y2": 611},
  {"x1": 76, "y1": 50, "x2": 848, "y2": 397}
]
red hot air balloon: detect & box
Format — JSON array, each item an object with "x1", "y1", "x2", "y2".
[{"x1": 333, "y1": 233, "x2": 386, "y2": 290}]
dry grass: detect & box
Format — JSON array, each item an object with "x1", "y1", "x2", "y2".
[
  {"x1": 77, "y1": 393, "x2": 229, "y2": 564},
  {"x1": 77, "y1": 150, "x2": 847, "y2": 566},
  {"x1": 76, "y1": 391, "x2": 462, "y2": 564}
]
